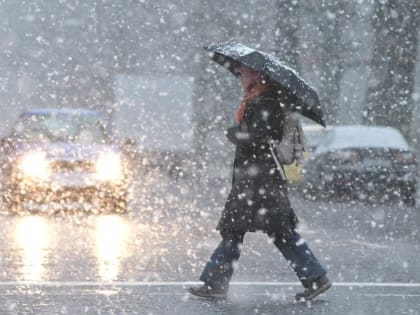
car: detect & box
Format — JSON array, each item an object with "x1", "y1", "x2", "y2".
[
  {"x1": 302, "y1": 125, "x2": 417, "y2": 206},
  {"x1": 0, "y1": 108, "x2": 132, "y2": 213}
]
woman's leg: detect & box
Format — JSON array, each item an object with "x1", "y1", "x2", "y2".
[
  {"x1": 272, "y1": 230, "x2": 326, "y2": 287},
  {"x1": 199, "y1": 231, "x2": 245, "y2": 290}
]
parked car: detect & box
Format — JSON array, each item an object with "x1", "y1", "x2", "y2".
[
  {"x1": 0, "y1": 108, "x2": 132, "y2": 213},
  {"x1": 302, "y1": 125, "x2": 417, "y2": 206}
]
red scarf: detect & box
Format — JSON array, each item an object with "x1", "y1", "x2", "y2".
[{"x1": 236, "y1": 84, "x2": 269, "y2": 123}]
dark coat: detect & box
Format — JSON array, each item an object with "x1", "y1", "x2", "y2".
[{"x1": 216, "y1": 91, "x2": 298, "y2": 236}]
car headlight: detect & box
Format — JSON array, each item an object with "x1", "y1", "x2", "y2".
[
  {"x1": 18, "y1": 152, "x2": 50, "y2": 180},
  {"x1": 96, "y1": 152, "x2": 123, "y2": 182}
]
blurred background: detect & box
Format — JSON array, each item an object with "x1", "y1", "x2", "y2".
[{"x1": 0, "y1": 0, "x2": 419, "y2": 175}]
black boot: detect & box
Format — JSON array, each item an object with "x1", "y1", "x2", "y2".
[
  {"x1": 188, "y1": 284, "x2": 228, "y2": 300},
  {"x1": 295, "y1": 275, "x2": 332, "y2": 301}
]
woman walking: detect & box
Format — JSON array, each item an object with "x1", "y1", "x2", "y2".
[{"x1": 189, "y1": 64, "x2": 331, "y2": 301}]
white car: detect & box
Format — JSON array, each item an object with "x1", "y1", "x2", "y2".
[
  {"x1": 1, "y1": 108, "x2": 132, "y2": 213},
  {"x1": 302, "y1": 125, "x2": 417, "y2": 206}
]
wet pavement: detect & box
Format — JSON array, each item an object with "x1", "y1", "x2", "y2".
[
  {"x1": 0, "y1": 283, "x2": 419, "y2": 314},
  {"x1": 0, "y1": 170, "x2": 419, "y2": 314}
]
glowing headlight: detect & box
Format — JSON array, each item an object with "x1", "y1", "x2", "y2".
[
  {"x1": 96, "y1": 152, "x2": 123, "y2": 182},
  {"x1": 18, "y1": 152, "x2": 50, "y2": 180}
]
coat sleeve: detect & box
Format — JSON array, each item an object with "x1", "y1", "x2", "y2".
[{"x1": 226, "y1": 99, "x2": 283, "y2": 146}]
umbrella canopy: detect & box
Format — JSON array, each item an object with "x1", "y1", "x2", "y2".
[{"x1": 205, "y1": 41, "x2": 326, "y2": 127}]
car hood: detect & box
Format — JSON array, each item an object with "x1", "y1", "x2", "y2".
[{"x1": 13, "y1": 142, "x2": 121, "y2": 161}]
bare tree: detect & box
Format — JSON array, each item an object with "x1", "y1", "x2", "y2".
[
  {"x1": 302, "y1": 0, "x2": 356, "y2": 124},
  {"x1": 273, "y1": 0, "x2": 300, "y2": 70},
  {"x1": 365, "y1": 0, "x2": 420, "y2": 137}
]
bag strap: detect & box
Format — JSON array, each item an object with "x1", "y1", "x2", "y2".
[{"x1": 269, "y1": 142, "x2": 287, "y2": 181}]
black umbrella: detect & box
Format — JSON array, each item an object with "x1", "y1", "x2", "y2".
[{"x1": 205, "y1": 41, "x2": 326, "y2": 127}]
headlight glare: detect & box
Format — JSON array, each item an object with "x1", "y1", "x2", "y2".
[
  {"x1": 96, "y1": 152, "x2": 123, "y2": 182},
  {"x1": 18, "y1": 152, "x2": 50, "y2": 180}
]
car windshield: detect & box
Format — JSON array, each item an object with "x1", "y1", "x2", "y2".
[{"x1": 13, "y1": 112, "x2": 107, "y2": 144}]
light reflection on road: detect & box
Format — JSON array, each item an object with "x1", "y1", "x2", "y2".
[
  {"x1": 11, "y1": 212, "x2": 134, "y2": 282},
  {"x1": 93, "y1": 214, "x2": 131, "y2": 282},
  {"x1": 14, "y1": 216, "x2": 51, "y2": 281}
]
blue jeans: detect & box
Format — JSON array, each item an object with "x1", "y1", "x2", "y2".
[{"x1": 199, "y1": 230, "x2": 326, "y2": 289}]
